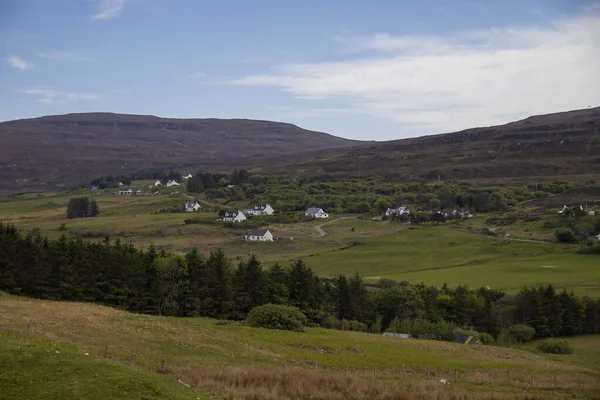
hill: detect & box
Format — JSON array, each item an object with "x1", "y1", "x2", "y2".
[
  {"x1": 1, "y1": 295, "x2": 599, "y2": 400},
  {"x1": 259, "y1": 107, "x2": 600, "y2": 183},
  {"x1": 0, "y1": 112, "x2": 361, "y2": 192}
]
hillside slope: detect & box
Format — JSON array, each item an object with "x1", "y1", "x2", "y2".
[
  {"x1": 0, "y1": 113, "x2": 361, "y2": 192},
  {"x1": 260, "y1": 107, "x2": 600, "y2": 183}
]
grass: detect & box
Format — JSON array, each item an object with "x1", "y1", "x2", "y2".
[
  {"x1": 0, "y1": 331, "x2": 212, "y2": 400},
  {"x1": 2, "y1": 189, "x2": 599, "y2": 296},
  {"x1": 297, "y1": 221, "x2": 600, "y2": 295},
  {"x1": 1, "y1": 295, "x2": 599, "y2": 399}
]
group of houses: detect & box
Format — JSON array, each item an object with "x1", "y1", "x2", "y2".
[
  {"x1": 385, "y1": 206, "x2": 472, "y2": 219},
  {"x1": 154, "y1": 173, "x2": 193, "y2": 188}
]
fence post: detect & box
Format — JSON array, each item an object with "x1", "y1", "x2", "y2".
[
  {"x1": 507, "y1": 370, "x2": 511, "y2": 385},
  {"x1": 554, "y1": 375, "x2": 557, "y2": 388},
  {"x1": 480, "y1": 370, "x2": 484, "y2": 385},
  {"x1": 221, "y1": 363, "x2": 225, "y2": 373},
  {"x1": 65, "y1": 334, "x2": 71, "y2": 345},
  {"x1": 531, "y1": 375, "x2": 534, "y2": 387},
  {"x1": 314, "y1": 362, "x2": 318, "y2": 371},
  {"x1": 345, "y1": 364, "x2": 349, "y2": 378},
  {"x1": 284, "y1": 363, "x2": 287, "y2": 372},
  {"x1": 160, "y1": 358, "x2": 165, "y2": 370},
  {"x1": 25, "y1": 323, "x2": 30, "y2": 336},
  {"x1": 187, "y1": 360, "x2": 191, "y2": 373},
  {"x1": 401, "y1": 365, "x2": 405, "y2": 379},
  {"x1": 374, "y1": 366, "x2": 377, "y2": 379},
  {"x1": 129, "y1": 353, "x2": 135, "y2": 366},
  {"x1": 427, "y1": 368, "x2": 430, "y2": 380},
  {"x1": 454, "y1": 369, "x2": 458, "y2": 383},
  {"x1": 103, "y1": 344, "x2": 108, "y2": 358},
  {"x1": 578, "y1": 376, "x2": 581, "y2": 389}
]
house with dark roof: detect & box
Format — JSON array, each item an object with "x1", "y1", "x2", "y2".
[
  {"x1": 245, "y1": 229, "x2": 273, "y2": 241},
  {"x1": 244, "y1": 203, "x2": 275, "y2": 216},
  {"x1": 221, "y1": 210, "x2": 247, "y2": 223},
  {"x1": 118, "y1": 188, "x2": 141, "y2": 195},
  {"x1": 385, "y1": 207, "x2": 410, "y2": 216},
  {"x1": 305, "y1": 207, "x2": 329, "y2": 218},
  {"x1": 185, "y1": 201, "x2": 200, "y2": 212}
]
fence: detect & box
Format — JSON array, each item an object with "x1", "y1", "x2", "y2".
[{"x1": 15, "y1": 323, "x2": 600, "y2": 392}]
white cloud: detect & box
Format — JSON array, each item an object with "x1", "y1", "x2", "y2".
[
  {"x1": 38, "y1": 51, "x2": 91, "y2": 62},
  {"x1": 234, "y1": 14, "x2": 600, "y2": 134},
  {"x1": 91, "y1": 0, "x2": 126, "y2": 20},
  {"x1": 24, "y1": 89, "x2": 100, "y2": 105},
  {"x1": 5, "y1": 55, "x2": 32, "y2": 70}
]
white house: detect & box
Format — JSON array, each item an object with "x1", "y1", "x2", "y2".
[
  {"x1": 118, "y1": 188, "x2": 141, "y2": 196},
  {"x1": 385, "y1": 207, "x2": 410, "y2": 216},
  {"x1": 244, "y1": 203, "x2": 275, "y2": 216},
  {"x1": 166, "y1": 180, "x2": 180, "y2": 187},
  {"x1": 183, "y1": 174, "x2": 193, "y2": 179},
  {"x1": 440, "y1": 208, "x2": 458, "y2": 217},
  {"x1": 154, "y1": 180, "x2": 162, "y2": 187},
  {"x1": 185, "y1": 201, "x2": 201, "y2": 212},
  {"x1": 305, "y1": 207, "x2": 329, "y2": 218},
  {"x1": 118, "y1": 182, "x2": 124, "y2": 187},
  {"x1": 596, "y1": 233, "x2": 600, "y2": 241},
  {"x1": 222, "y1": 210, "x2": 247, "y2": 223},
  {"x1": 245, "y1": 229, "x2": 274, "y2": 241},
  {"x1": 589, "y1": 211, "x2": 596, "y2": 216}
]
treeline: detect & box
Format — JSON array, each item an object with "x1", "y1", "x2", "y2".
[
  {"x1": 1, "y1": 223, "x2": 598, "y2": 341},
  {"x1": 186, "y1": 170, "x2": 249, "y2": 193},
  {"x1": 67, "y1": 197, "x2": 99, "y2": 218},
  {"x1": 186, "y1": 174, "x2": 576, "y2": 214}
]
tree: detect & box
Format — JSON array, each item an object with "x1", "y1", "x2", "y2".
[
  {"x1": 234, "y1": 255, "x2": 267, "y2": 317},
  {"x1": 375, "y1": 199, "x2": 392, "y2": 215},
  {"x1": 90, "y1": 200, "x2": 99, "y2": 217},
  {"x1": 66, "y1": 197, "x2": 91, "y2": 218}
]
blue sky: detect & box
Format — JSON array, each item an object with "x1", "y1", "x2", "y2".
[{"x1": 1, "y1": 0, "x2": 599, "y2": 140}]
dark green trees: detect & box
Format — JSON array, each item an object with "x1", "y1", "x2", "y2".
[{"x1": 66, "y1": 197, "x2": 98, "y2": 218}]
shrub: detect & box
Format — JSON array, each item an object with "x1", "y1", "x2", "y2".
[
  {"x1": 342, "y1": 319, "x2": 368, "y2": 332},
  {"x1": 246, "y1": 304, "x2": 308, "y2": 332},
  {"x1": 479, "y1": 333, "x2": 495, "y2": 345},
  {"x1": 555, "y1": 228, "x2": 577, "y2": 243},
  {"x1": 508, "y1": 324, "x2": 536, "y2": 343},
  {"x1": 536, "y1": 339, "x2": 573, "y2": 354}
]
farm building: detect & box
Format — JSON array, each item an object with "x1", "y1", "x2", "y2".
[{"x1": 305, "y1": 207, "x2": 329, "y2": 218}]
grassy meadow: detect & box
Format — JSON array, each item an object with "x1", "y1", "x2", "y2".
[
  {"x1": 1, "y1": 294, "x2": 600, "y2": 399},
  {"x1": 1, "y1": 184, "x2": 599, "y2": 296}
]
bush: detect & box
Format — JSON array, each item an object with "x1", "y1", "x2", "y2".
[
  {"x1": 342, "y1": 319, "x2": 368, "y2": 332},
  {"x1": 246, "y1": 304, "x2": 308, "y2": 332},
  {"x1": 509, "y1": 324, "x2": 536, "y2": 343},
  {"x1": 479, "y1": 333, "x2": 495, "y2": 345},
  {"x1": 555, "y1": 228, "x2": 577, "y2": 243},
  {"x1": 536, "y1": 339, "x2": 573, "y2": 354}
]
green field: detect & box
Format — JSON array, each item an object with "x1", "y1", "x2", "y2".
[
  {"x1": 2, "y1": 186, "x2": 599, "y2": 296},
  {"x1": 1, "y1": 295, "x2": 599, "y2": 399},
  {"x1": 0, "y1": 331, "x2": 210, "y2": 400}
]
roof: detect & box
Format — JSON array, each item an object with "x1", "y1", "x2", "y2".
[
  {"x1": 185, "y1": 201, "x2": 198, "y2": 206},
  {"x1": 250, "y1": 229, "x2": 269, "y2": 236},
  {"x1": 442, "y1": 208, "x2": 456, "y2": 213},
  {"x1": 119, "y1": 188, "x2": 131, "y2": 191},
  {"x1": 252, "y1": 204, "x2": 269, "y2": 210},
  {"x1": 223, "y1": 211, "x2": 239, "y2": 218},
  {"x1": 306, "y1": 207, "x2": 324, "y2": 214}
]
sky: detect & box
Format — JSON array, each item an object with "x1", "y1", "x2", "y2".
[{"x1": 1, "y1": 0, "x2": 599, "y2": 140}]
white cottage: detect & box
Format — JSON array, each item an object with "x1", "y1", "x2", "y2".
[
  {"x1": 222, "y1": 210, "x2": 247, "y2": 223},
  {"x1": 305, "y1": 207, "x2": 329, "y2": 218},
  {"x1": 245, "y1": 229, "x2": 274, "y2": 241},
  {"x1": 185, "y1": 201, "x2": 201, "y2": 212},
  {"x1": 244, "y1": 203, "x2": 275, "y2": 216},
  {"x1": 183, "y1": 174, "x2": 193, "y2": 179},
  {"x1": 166, "y1": 180, "x2": 180, "y2": 187},
  {"x1": 385, "y1": 207, "x2": 410, "y2": 216},
  {"x1": 154, "y1": 180, "x2": 162, "y2": 187}
]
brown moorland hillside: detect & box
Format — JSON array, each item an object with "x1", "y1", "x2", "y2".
[
  {"x1": 258, "y1": 107, "x2": 600, "y2": 184},
  {"x1": 0, "y1": 113, "x2": 362, "y2": 192}
]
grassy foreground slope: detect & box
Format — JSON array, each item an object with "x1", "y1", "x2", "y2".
[
  {"x1": 0, "y1": 331, "x2": 211, "y2": 400},
  {"x1": 1, "y1": 295, "x2": 600, "y2": 399}
]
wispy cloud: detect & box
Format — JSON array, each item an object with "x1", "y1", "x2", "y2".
[
  {"x1": 5, "y1": 55, "x2": 32, "y2": 70},
  {"x1": 38, "y1": 51, "x2": 92, "y2": 62},
  {"x1": 91, "y1": 0, "x2": 126, "y2": 20},
  {"x1": 24, "y1": 89, "x2": 100, "y2": 105},
  {"x1": 234, "y1": 14, "x2": 600, "y2": 134}
]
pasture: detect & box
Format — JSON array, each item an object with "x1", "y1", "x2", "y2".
[
  {"x1": 1, "y1": 295, "x2": 599, "y2": 400},
  {"x1": 1, "y1": 187, "x2": 599, "y2": 296}
]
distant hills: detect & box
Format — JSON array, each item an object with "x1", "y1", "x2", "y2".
[
  {"x1": 0, "y1": 113, "x2": 361, "y2": 192},
  {"x1": 1, "y1": 107, "x2": 599, "y2": 193},
  {"x1": 258, "y1": 107, "x2": 600, "y2": 184}
]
